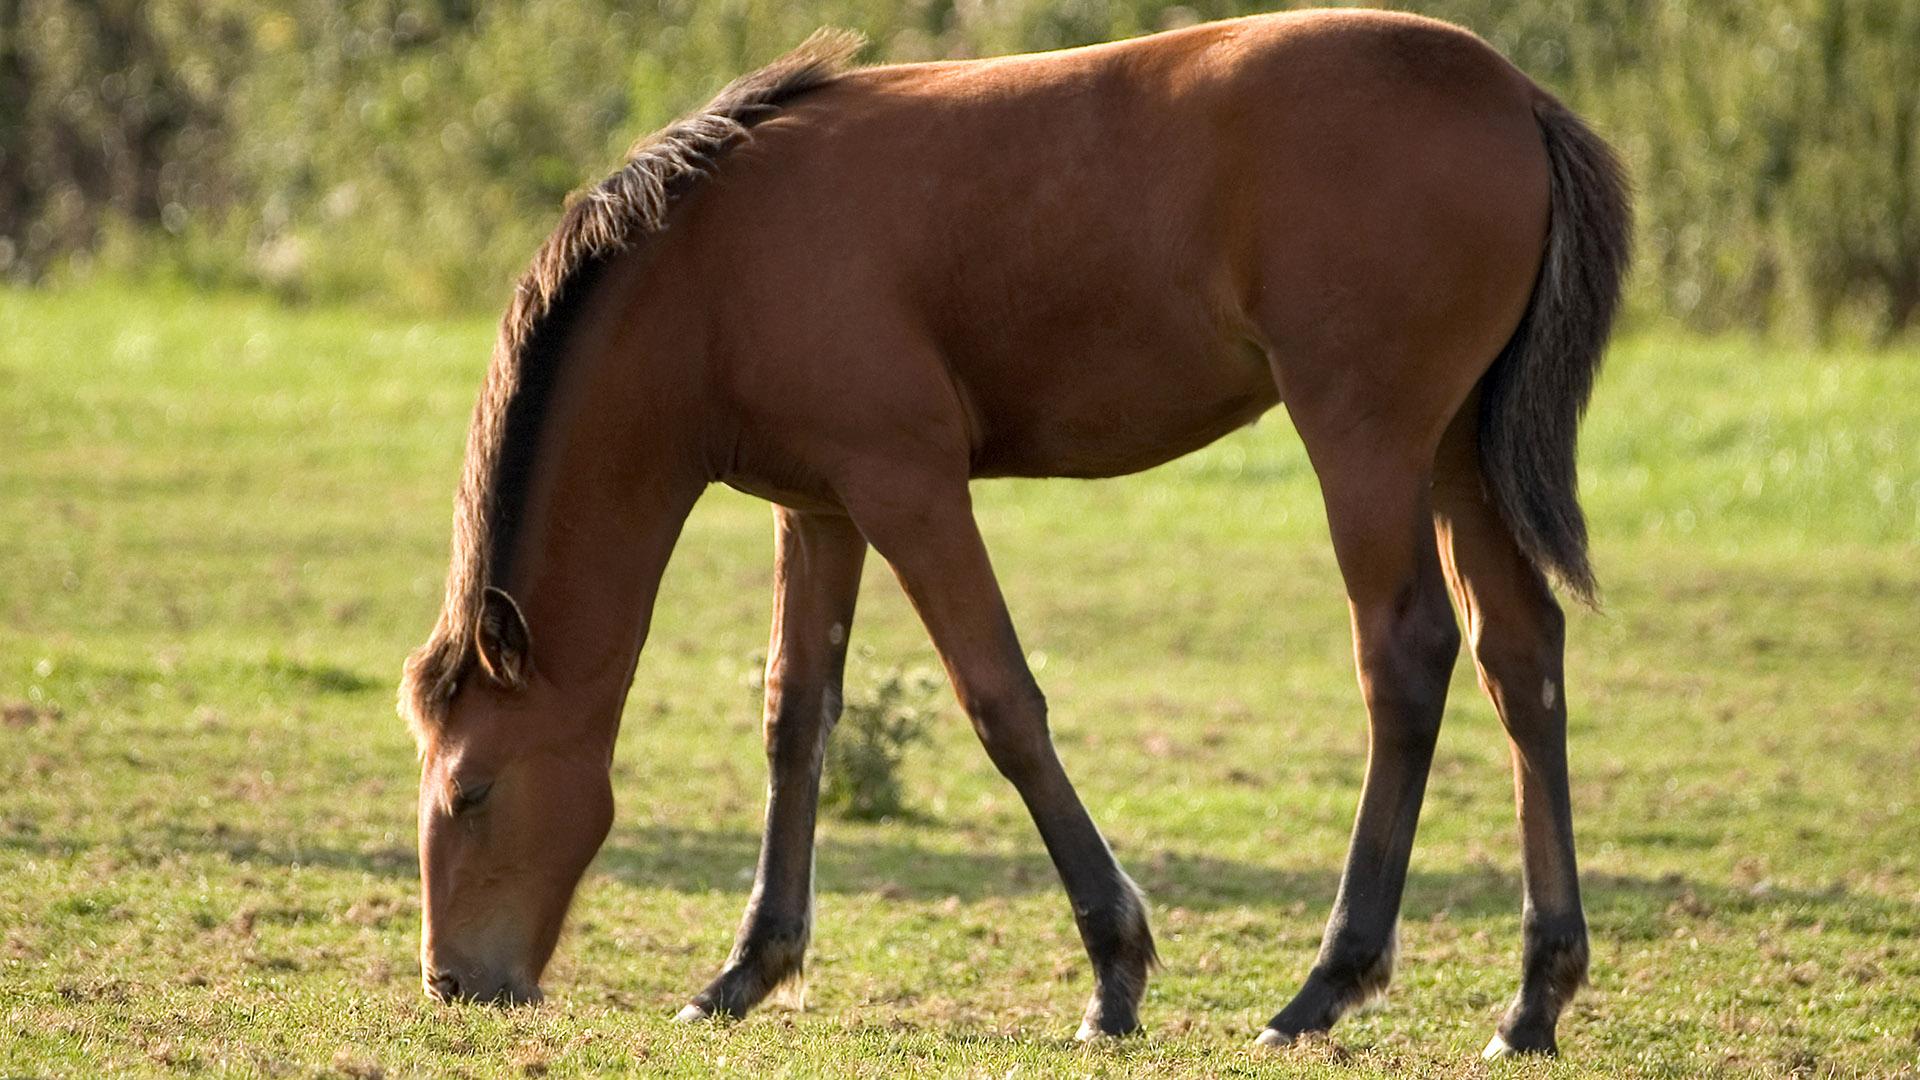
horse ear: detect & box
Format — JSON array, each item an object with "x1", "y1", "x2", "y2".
[{"x1": 475, "y1": 587, "x2": 532, "y2": 688}]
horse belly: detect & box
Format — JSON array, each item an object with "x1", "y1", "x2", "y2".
[{"x1": 966, "y1": 336, "x2": 1280, "y2": 480}]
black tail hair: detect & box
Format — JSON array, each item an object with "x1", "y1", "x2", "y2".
[{"x1": 1477, "y1": 96, "x2": 1633, "y2": 605}]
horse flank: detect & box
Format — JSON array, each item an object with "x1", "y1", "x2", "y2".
[{"x1": 399, "y1": 29, "x2": 864, "y2": 738}]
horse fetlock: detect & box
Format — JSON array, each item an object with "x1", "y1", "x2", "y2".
[
  {"x1": 1259, "y1": 984, "x2": 1339, "y2": 1045},
  {"x1": 1087, "y1": 944, "x2": 1154, "y2": 1034},
  {"x1": 1488, "y1": 1012, "x2": 1560, "y2": 1058},
  {"x1": 1079, "y1": 956, "x2": 1151, "y2": 1040},
  {"x1": 1081, "y1": 877, "x2": 1157, "y2": 960},
  {"x1": 1482, "y1": 1029, "x2": 1556, "y2": 1060},
  {"x1": 1491, "y1": 923, "x2": 1586, "y2": 1052},
  {"x1": 1324, "y1": 924, "x2": 1399, "y2": 1011},
  {"x1": 687, "y1": 962, "x2": 801, "y2": 1020},
  {"x1": 690, "y1": 927, "x2": 811, "y2": 1019},
  {"x1": 1076, "y1": 992, "x2": 1141, "y2": 1040},
  {"x1": 1079, "y1": 948, "x2": 1149, "y2": 1040},
  {"x1": 1525, "y1": 920, "x2": 1590, "y2": 995},
  {"x1": 1073, "y1": 879, "x2": 1156, "y2": 1038},
  {"x1": 1263, "y1": 932, "x2": 1398, "y2": 1043}
]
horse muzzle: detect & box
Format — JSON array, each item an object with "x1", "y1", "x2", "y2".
[{"x1": 423, "y1": 966, "x2": 543, "y2": 1006}]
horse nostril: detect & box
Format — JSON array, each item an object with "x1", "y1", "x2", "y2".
[{"x1": 428, "y1": 972, "x2": 461, "y2": 1001}]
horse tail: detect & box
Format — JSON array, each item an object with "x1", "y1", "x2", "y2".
[{"x1": 1477, "y1": 95, "x2": 1632, "y2": 606}]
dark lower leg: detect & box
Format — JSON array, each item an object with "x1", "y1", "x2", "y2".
[
  {"x1": 1263, "y1": 466, "x2": 1459, "y2": 1044},
  {"x1": 682, "y1": 510, "x2": 865, "y2": 1020},
  {"x1": 1484, "y1": 644, "x2": 1587, "y2": 1056},
  {"x1": 971, "y1": 683, "x2": 1157, "y2": 1037},
  {"x1": 1434, "y1": 475, "x2": 1588, "y2": 1058},
  {"x1": 849, "y1": 484, "x2": 1154, "y2": 1038},
  {"x1": 1262, "y1": 583, "x2": 1458, "y2": 1041}
]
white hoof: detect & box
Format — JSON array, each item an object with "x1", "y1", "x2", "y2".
[
  {"x1": 1075, "y1": 1021, "x2": 1118, "y2": 1043},
  {"x1": 1482, "y1": 1033, "x2": 1515, "y2": 1060},
  {"x1": 674, "y1": 1003, "x2": 711, "y2": 1024},
  {"x1": 1253, "y1": 1028, "x2": 1292, "y2": 1049}
]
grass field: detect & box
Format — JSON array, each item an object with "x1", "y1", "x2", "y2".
[{"x1": 2, "y1": 284, "x2": 1917, "y2": 1077}]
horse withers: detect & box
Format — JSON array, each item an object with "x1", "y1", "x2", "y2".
[{"x1": 399, "y1": 9, "x2": 1628, "y2": 1057}]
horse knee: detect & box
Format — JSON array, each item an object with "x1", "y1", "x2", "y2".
[{"x1": 965, "y1": 682, "x2": 1052, "y2": 782}]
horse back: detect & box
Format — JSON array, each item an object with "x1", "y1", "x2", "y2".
[{"x1": 662, "y1": 10, "x2": 1552, "y2": 489}]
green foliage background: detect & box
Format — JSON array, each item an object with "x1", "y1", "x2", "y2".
[{"x1": 2, "y1": 0, "x2": 1917, "y2": 338}]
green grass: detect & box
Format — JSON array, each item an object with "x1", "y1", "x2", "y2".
[{"x1": 2, "y1": 283, "x2": 1917, "y2": 1077}]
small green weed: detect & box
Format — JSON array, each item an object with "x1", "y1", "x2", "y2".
[{"x1": 822, "y1": 655, "x2": 944, "y2": 822}]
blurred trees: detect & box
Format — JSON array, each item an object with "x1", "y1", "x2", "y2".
[
  {"x1": 1, "y1": 0, "x2": 1915, "y2": 339},
  {"x1": 0, "y1": 1, "x2": 250, "y2": 276}
]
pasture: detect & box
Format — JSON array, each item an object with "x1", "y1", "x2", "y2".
[{"x1": 2, "y1": 283, "x2": 1917, "y2": 1076}]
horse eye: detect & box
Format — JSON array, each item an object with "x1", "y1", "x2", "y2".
[{"x1": 451, "y1": 780, "x2": 494, "y2": 815}]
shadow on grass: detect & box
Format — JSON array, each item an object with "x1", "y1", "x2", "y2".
[
  {"x1": 595, "y1": 827, "x2": 1918, "y2": 935},
  {"x1": 49, "y1": 820, "x2": 1908, "y2": 934}
]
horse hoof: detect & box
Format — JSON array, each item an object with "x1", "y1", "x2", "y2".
[
  {"x1": 1075, "y1": 1021, "x2": 1118, "y2": 1043},
  {"x1": 1253, "y1": 1027, "x2": 1293, "y2": 1049},
  {"x1": 1483, "y1": 1031, "x2": 1557, "y2": 1059},
  {"x1": 674, "y1": 1003, "x2": 711, "y2": 1024}
]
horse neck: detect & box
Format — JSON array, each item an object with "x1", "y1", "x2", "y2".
[{"x1": 495, "y1": 279, "x2": 708, "y2": 717}]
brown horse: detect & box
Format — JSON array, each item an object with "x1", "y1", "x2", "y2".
[{"x1": 400, "y1": 9, "x2": 1628, "y2": 1058}]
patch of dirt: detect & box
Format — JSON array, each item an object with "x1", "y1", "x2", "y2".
[
  {"x1": 56, "y1": 979, "x2": 129, "y2": 1004},
  {"x1": 145, "y1": 1039, "x2": 201, "y2": 1070},
  {"x1": 225, "y1": 906, "x2": 258, "y2": 940},
  {"x1": 330, "y1": 1050, "x2": 384, "y2": 1080},
  {"x1": 344, "y1": 895, "x2": 407, "y2": 927},
  {"x1": 2, "y1": 700, "x2": 62, "y2": 727}
]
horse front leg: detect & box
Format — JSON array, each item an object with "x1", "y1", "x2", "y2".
[{"x1": 678, "y1": 507, "x2": 866, "y2": 1021}]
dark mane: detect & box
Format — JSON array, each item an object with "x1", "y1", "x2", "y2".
[{"x1": 400, "y1": 29, "x2": 863, "y2": 738}]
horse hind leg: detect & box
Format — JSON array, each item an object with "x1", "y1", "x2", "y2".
[
  {"x1": 1260, "y1": 418, "x2": 1461, "y2": 1045},
  {"x1": 1431, "y1": 405, "x2": 1588, "y2": 1057}
]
